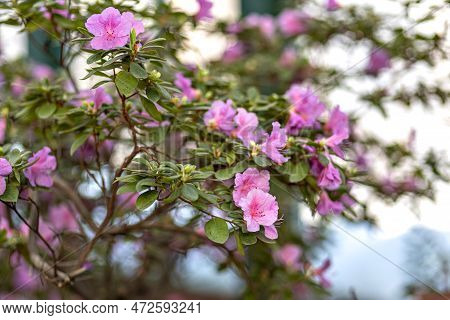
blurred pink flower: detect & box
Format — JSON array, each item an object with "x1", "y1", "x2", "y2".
[
  {"x1": 313, "y1": 259, "x2": 332, "y2": 288},
  {"x1": 240, "y1": 189, "x2": 279, "y2": 234},
  {"x1": 285, "y1": 85, "x2": 325, "y2": 134},
  {"x1": 11, "y1": 77, "x2": 26, "y2": 97},
  {"x1": 0, "y1": 158, "x2": 12, "y2": 196},
  {"x1": 48, "y1": 204, "x2": 78, "y2": 232},
  {"x1": 195, "y1": 0, "x2": 213, "y2": 21},
  {"x1": 278, "y1": 9, "x2": 309, "y2": 36},
  {"x1": 233, "y1": 168, "x2": 270, "y2": 206},
  {"x1": 326, "y1": 0, "x2": 340, "y2": 11},
  {"x1": 24, "y1": 147, "x2": 57, "y2": 188},
  {"x1": 317, "y1": 191, "x2": 344, "y2": 215},
  {"x1": 174, "y1": 73, "x2": 197, "y2": 101},
  {"x1": 366, "y1": 49, "x2": 391, "y2": 75},
  {"x1": 261, "y1": 122, "x2": 288, "y2": 165},
  {"x1": 274, "y1": 244, "x2": 302, "y2": 271},
  {"x1": 324, "y1": 106, "x2": 349, "y2": 147},
  {"x1": 279, "y1": 47, "x2": 297, "y2": 67},
  {"x1": 233, "y1": 108, "x2": 259, "y2": 146},
  {"x1": 203, "y1": 99, "x2": 236, "y2": 134},
  {"x1": 32, "y1": 64, "x2": 54, "y2": 80},
  {"x1": 318, "y1": 163, "x2": 342, "y2": 190},
  {"x1": 245, "y1": 14, "x2": 276, "y2": 39},
  {"x1": 223, "y1": 42, "x2": 245, "y2": 63}
]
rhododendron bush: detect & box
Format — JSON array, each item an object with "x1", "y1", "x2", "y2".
[{"x1": 0, "y1": 0, "x2": 448, "y2": 299}]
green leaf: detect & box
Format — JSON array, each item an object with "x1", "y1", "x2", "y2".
[
  {"x1": 36, "y1": 103, "x2": 56, "y2": 119},
  {"x1": 146, "y1": 87, "x2": 160, "y2": 103},
  {"x1": 253, "y1": 155, "x2": 271, "y2": 167},
  {"x1": 140, "y1": 96, "x2": 162, "y2": 121},
  {"x1": 115, "y1": 71, "x2": 138, "y2": 96},
  {"x1": 136, "y1": 190, "x2": 158, "y2": 210},
  {"x1": 215, "y1": 161, "x2": 248, "y2": 180},
  {"x1": 117, "y1": 183, "x2": 137, "y2": 195},
  {"x1": 87, "y1": 51, "x2": 104, "y2": 64},
  {"x1": 181, "y1": 184, "x2": 199, "y2": 202},
  {"x1": 278, "y1": 161, "x2": 310, "y2": 183},
  {"x1": 7, "y1": 149, "x2": 21, "y2": 165},
  {"x1": 70, "y1": 133, "x2": 90, "y2": 156},
  {"x1": 0, "y1": 183, "x2": 19, "y2": 202},
  {"x1": 205, "y1": 218, "x2": 229, "y2": 244},
  {"x1": 130, "y1": 62, "x2": 148, "y2": 79},
  {"x1": 240, "y1": 233, "x2": 257, "y2": 245}
]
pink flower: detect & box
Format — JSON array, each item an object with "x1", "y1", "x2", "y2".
[
  {"x1": 32, "y1": 64, "x2": 54, "y2": 80},
  {"x1": 48, "y1": 204, "x2": 78, "y2": 232},
  {"x1": 261, "y1": 122, "x2": 288, "y2": 165},
  {"x1": 85, "y1": 7, "x2": 143, "y2": 50},
  {"x1": 223, "y1": 42, "x2": 245, "y2": 63},
  {"x1": 92, "y1": 87, "x2": 113, "y2": 110},
  {"x1": 326, "y1": 0, "x2": 340, "y2": 11},
  {"x1": 11, "y1": 77, "x2": 26, "y2": 97},
  {"x1": 279, "y1": 48, "x2": 297, "y2": 67},
  {"x1": 324, "y1": 106, "x2": 349, "y2": 157},
  {"x1": 366, "y1": 49, "x2": 391, "y2": 75},
  {"x1": 174, "y1": 73, "x2": 197, "y2": 101},
  {"x1": 317, "y1": 191, "x2": 344, "y2": 215},
  {"x1": 24, "y1": 147, "x2": 57, "y2": 188},
  {"x1": 0, "y1": 158, "x2": 12, "y2": 196},
  {"x1": 245, "y1": 14, "x2": 276, "y2": 39},
  {"x1": 313, "y1": 259, "x2": 332, "y2": 288},
  {"x1": 41, "y1": 0, "x2": 70, "y2": 19},
  {"x1": 274, "y1": 244, "x2": 302, "y2": 271},
  {"x1": 233, "y1": 108, "x2": 259, "y2": 146},
  {"x1": 278, "y1": 9, "x2": 309, "y2": 36},
  {"x1": 285, "y1": 85, "x2": 325, "y2": 134},
  {"x1": 233, "y1": 168, "x2": 270, "y2": 206},
  {"x1": 0, "y1": 117, "x2": 6, "y2": 144},
  {"x1": 318, "y1": 163, "x2": 341, "y2": 190},
  {"x1": 195, "y1": 0, "x2": 213, "y2": 21},
  {"x1": 240, "y1": 189, "x2": 279, "y2": 237},
  {"x1": 73, "y1": 88, "x2": 113, "y2": 110},
  {"x1": 203, "y1": 99, "x2": 236, "y2": 134},
  {"x1": 226, "y1": 22, "x2": 242, "y2": 34}
]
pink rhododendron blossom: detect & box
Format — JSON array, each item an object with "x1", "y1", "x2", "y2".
[
  {"x1": 174, "y1": 73, "x2": 197, "y2": 101},
  {"x1": 41, "y1": 0, "x2": 70, "y2": 19},
  {"x1": 121, "y1": 12, "x2": 145, "y2": 35},
  {"x1": 324, "y1": 106, "x2": 349, "y2": 157},
  {"x1": 48, "y1": 204, "x2": 79, "y2": 232},
  {"x1": 285, "y1": 85, "x2": 325, "y2": 134},
  {"x1": 274, "y1": 244, "x2": 302, "y2": 271},
  {"x1": 313, "y1": 259, "x2": 332, "y2": 288},
  {"x1": 226, "y1": 22, "x2": 242, "y2": 34},
  {"x1": 24, "y1": 147, "x2": 57, "y2": 188},
  {"x1": 240, "y1": 189, "x2": 279, "y2": 233},
  {"x1": 317, "y1": 191, "x2": 344, "y2": 215},
  {"x1": 263, "y1": 224, "x2": 278, "y2": 240},
  {"x1": 32, "y1": 64, "x2": 54, "y2": 80},
  {"x1": 279, "y1": 47, "x2": 297, "y2": 67},
  {"x1": 318, "y1": 163, "x2": 342, "y2": 190},
  {"x1": 12, "y1": 255, "x2": 41, "y2": 291},
  {"x1": 310, "y1": 156, "x2": 325, "y2": 177},
  {"x1": 0, "y1": 158, "x2": 12, "y2": 196},
  {"x1": 233, "y1": 168, "x2": 270, "y2": 206},
  {"x1": 245, "y1": 14, "x2": 276, "y2": 39},
  {"x1": 326, "y1": 0, "x2": 340, "y2": 11},
  {"x1": 75, "y1": 137, "x2": 114, "y2": 162},
  {"x1": 366, "y1": 49, "x2": 391, "y2": 75},
  {"x1": 233, "y1": 108, "x2": 259, "y2": 146},
  {"x1": 261, "y1": 122, "x2": 288, "y2": 165},
  {"x1": 85, "y1": 7, "x2": 143, "y2": 50},
  {"x1": 223, "y1": 42, "x2": 245, "y2": 63},
  {"x1": 92, "y1": 87, "x2": 113, "y2": 110},
  {"x1": 278, "y1": 9, "x2": 309, "y2": 36},
  {"x1": 11, "y1": 77, "x2": 26, "y2": 97},
  {"x1": 203, "y1": 99, "x2": 236, "y2": 134},
  {"x1": 195, "y1": 0, "x2": 213, "y2": 21}
]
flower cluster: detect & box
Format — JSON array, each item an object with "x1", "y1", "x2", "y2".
[
  {"x1": 24, "y1": 147, "x2": 57, "y2": 188},
  {"x1": 233, "y1": 168, "x2": 279, "y2": 239},
  {"x1": 203, "y1": 99, "x2": 288, "y2": 164}
]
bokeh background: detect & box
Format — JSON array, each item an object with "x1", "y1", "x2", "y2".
[{"x1": 0, "y1": 0, "x2": 449, "y2": 299}]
